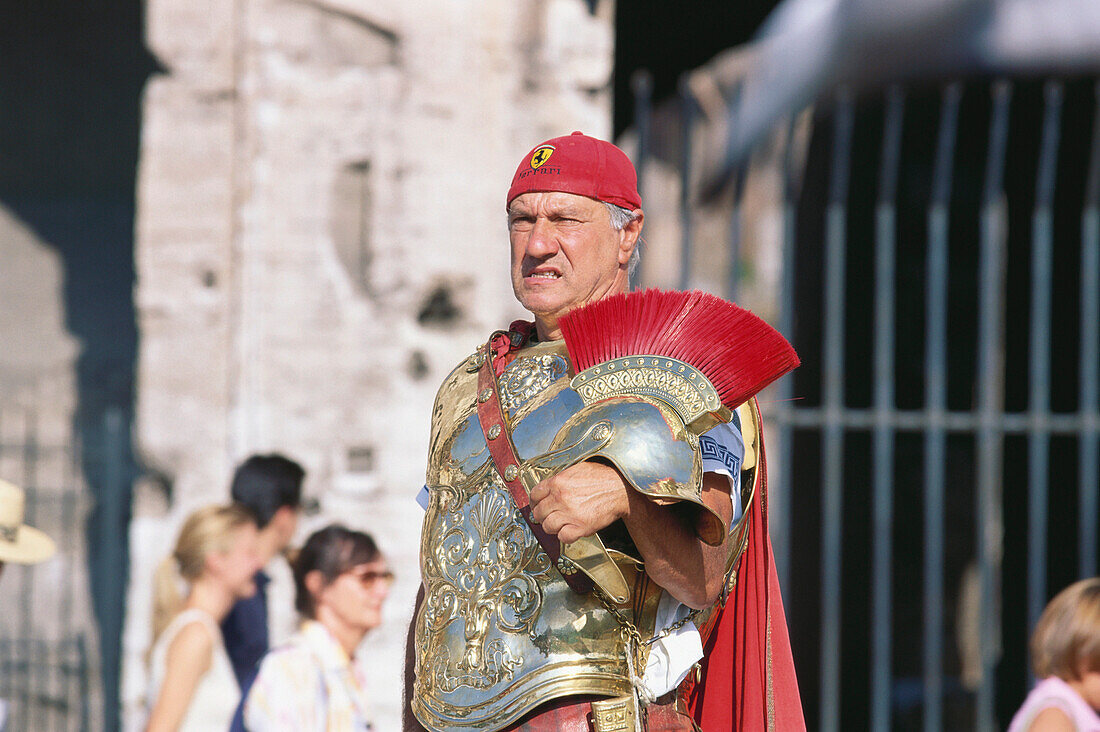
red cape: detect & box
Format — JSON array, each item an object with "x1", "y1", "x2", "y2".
[{"x1": 687, "y1": 408, "x2": 806, "y2": 731}]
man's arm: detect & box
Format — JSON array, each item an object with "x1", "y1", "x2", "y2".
[
  {"x1": 403, "y1": 585, "x2": 427, "y2": 732},
  {"x1": 529, "y1": 463, "x2": 732, "y2": 609}
]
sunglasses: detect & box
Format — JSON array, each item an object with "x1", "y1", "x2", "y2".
[{"x1": 346, "y1": 568, "x2": 395, "y2": 588}]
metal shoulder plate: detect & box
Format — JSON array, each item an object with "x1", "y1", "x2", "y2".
[{"x1": 560, "y1": 355, "x2": 735, "y2": 545}]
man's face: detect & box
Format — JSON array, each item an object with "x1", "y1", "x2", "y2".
[{"x1": 508, "y1": 191, "x2": 640, "y2": 339}]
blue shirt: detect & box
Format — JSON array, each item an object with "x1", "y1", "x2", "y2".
[{"x1": 221, "y1": 570, "x2": 270, "y2": 687}]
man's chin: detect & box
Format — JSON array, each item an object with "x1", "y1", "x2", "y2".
[{"x1": 516, "y1": 290, "x2": 565, "y2": 319}]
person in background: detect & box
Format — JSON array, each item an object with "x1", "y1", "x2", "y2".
[
  {"x1": 0, "y1": 478, "x2": 56, "y2": 580},
  {"x1": 0, "y1": 478, "x2": 57, "y2": 732},
  {"x1": 1009, "y1": 577, "x2": 1100, "y2": 732},
  {"x1": 240, "y1": 524, "x2": 392, "y2": 731},
  {"x1": 146, "y1": 504, "x2": 262, "y2": 732},
  {"x1": 221, "y1": 454, "x2": 305, "y2": 686}
]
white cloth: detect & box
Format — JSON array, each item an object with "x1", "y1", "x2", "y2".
[
  {"x1": 148, "y1": 608, "x2": 239, "y2": 732},
  {"x1": 699, "y1": 419, "x2": 745, "y2": 521}
]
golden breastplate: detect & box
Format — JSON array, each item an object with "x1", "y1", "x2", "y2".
[{"x1": 412, "y1": 342, "x2": 659, "y2": 732}]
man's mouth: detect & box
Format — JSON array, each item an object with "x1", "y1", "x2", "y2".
[{"x1": 525, "y1": 269, "x2": 561, "y2": 280}]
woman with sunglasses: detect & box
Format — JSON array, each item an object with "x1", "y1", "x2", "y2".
[{"x1": 240, "y1": 524, "x2": 392, "y2": 730}]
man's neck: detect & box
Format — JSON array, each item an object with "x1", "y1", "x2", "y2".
[
  {"x1": 255, "y1": 525, "x2": 285, "y2": 566},
  {"x1": 533, "y1": 317, "x2": 563, "y2": 343}
]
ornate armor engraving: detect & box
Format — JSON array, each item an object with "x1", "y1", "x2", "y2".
[
  {"x1": 572, "y1": 356, "x2": 732, "y2": 434},
  {"x1": 421, "y1": 475, "x2": 550, "y2": 693},
  {"x1": 499, "y1": 353, "x2": 569, "y2": 416},
  {"x1": 415, "y1": 343, "x2": 657, "y2": 731}
]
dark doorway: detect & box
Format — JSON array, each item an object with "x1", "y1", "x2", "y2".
[{"x1": 0, "y1": 0, "x2": 160, "y2": 727}]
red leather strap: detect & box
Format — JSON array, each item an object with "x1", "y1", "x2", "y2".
[{"x1": 475, "y1": 337, "x2": 594, "y2": 594}]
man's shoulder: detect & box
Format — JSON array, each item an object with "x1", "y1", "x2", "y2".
[{"x1": 432, "y1": 347, "x2": 482, "y2": 404}]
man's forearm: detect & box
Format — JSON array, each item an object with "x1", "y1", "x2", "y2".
[{"x1": 622, "y1": 472, "x2": 732, "y2": 609}]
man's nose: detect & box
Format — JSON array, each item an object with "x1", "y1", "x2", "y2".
[{"x1": 525, "y1": 218, "x2": 558, "y2": 257}]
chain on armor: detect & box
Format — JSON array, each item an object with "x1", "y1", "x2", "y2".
[{"x1": 595, "y1": 588, "x2": 703, "y2": 651}]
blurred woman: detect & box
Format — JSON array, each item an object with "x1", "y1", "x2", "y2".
[
  {"x1": 146, "y1": 504, "x2": 261, "y2": 732},
  {"x1": 241, "y1": 524, "x2": 392, "y2": 730},
  {"x1": 1009, "y1": 578, "x2": 1100, "y2": 731}
]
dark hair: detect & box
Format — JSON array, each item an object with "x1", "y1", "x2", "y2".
[
  {"x1": 229, "y1": 454, "x2": 304, "y2": 528},
  {"x1": 293, "y1": 524, "x2": 380, "y2": 619}
]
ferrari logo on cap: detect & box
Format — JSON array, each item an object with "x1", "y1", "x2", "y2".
[{"x1": 529, "y1": 145, "x2": 555, "y2": 169}]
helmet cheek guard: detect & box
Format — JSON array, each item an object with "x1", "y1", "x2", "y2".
[
  {"x1": 524, "y1": 398, "x2": 724, "y2": 544},
  {"x1": 518, "y1": 395, "x2": 729, "y2": 602}
]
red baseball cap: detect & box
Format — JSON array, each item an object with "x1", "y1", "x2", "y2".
[{"x1": 506, "y1": 131, "x2": 641, "y2": 210}]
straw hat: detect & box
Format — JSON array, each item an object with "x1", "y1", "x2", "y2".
[{"x1": 0, "y1": 479, "x2": 56, "y2": 564}]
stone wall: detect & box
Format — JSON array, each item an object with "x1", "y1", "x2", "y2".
[
  {"x1": 124, "y1": 0, "x2": 616, "y2": 728},
  {"x1": 0, "y1": 207, "x2": 101, "y2": 730}
]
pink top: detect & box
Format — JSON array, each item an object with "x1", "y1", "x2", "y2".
[{"x1": 1008, "y1": 676, "x2": 1100, "y2": 731}]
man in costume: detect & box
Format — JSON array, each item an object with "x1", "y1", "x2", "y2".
[{"x1": 404, "y1": 132, "x2": 804, "y2": 731}]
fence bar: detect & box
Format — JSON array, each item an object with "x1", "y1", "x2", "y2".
[
  {"x1": 820, "y1": 90, "x2": 855, "y2": 732},
  {"x1": 631, "y1": 69, "x2": 652, "y2": 289},
  {"x1": 871, "y1": 85, "x2": 904, "y2": 732},
  {"x1": 20, "y1": 412, "x2": 37, "y2": 732},
  {"x1": 1081, "y1": 81, "x2": 1100, "y2": 579},
  {"x1": 1026, "y1": 81, "x2": 1063, "y2": 642},
  {"x1": 923, "y1": 80, "x2": 962, "y2": 732},
  {"x1": 679, "y1": 75, "x2": 695, "y2": 291},
  {"x1": 101, "y1": 407, "x2": 127, "y2": 732},
  {"x1": 727, "y1": 149, "x2": 748, "y2": 304},
  {"x1": 725, "y1": 79, "x2": 749, "y2": 303},
  {"x1": 78, "y1": 634, "x2": 89, "y2": 732},
  {"x1": 775, "y1": 116, "x2": 801, "y2": 592},
  {"x1": 976, "y1": 80, "x2": 1012, "y2": 732},
  {"x1": 773, "y1": 407, "x2": 1094, "y2": 433}
]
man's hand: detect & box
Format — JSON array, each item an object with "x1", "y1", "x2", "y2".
[{"x1": 528, "y1": 461, "x2": 631, "y2": 543}]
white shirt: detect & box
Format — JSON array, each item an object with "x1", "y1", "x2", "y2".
[{"x1": 147, "y1": 609, "x2": 239, "y2": 732}]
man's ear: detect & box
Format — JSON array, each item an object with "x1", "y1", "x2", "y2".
[
  {"x1": 273, "y1": 505, "x2": 297, "y2": 532},
  {"x1": 618, "y1": 209, "x2": 644, "y2": 264}
]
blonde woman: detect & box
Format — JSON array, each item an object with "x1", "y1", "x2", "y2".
[
  {"x1": 1009, "y1": 578, "x2": 1100, "y2": 731},
  {"x1": 146, "y1": 504, "x2": 262, "y2": 732}
]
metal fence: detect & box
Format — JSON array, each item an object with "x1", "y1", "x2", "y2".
[
  {"x1": 632, "y1": 75, "x2": 1100, "y2": 730},
  {"x1": 0, "y1": 403, "x2": 103, "y2": 731}
]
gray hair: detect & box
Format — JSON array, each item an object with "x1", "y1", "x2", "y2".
[{"x1": 604, "y1": 202, "x2": 642, "y2": 279}]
